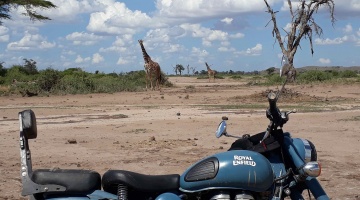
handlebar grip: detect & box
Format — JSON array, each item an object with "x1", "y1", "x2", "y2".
[
  {"x1": 267, "y1": 92, "x2": 278, "y2": 112},
  {"x1": 267, "y1": 92, "x2": 281, "y2": 123}
]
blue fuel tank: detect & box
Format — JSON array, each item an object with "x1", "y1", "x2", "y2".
[{"x1": 180, "y1": 150, "x2": 274, "y2": 192}]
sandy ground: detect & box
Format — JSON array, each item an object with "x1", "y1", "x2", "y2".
[{"x1": 0, "y1": 76, "x2": 359, "y2": 200}]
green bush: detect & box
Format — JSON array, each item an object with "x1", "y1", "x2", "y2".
[
  {"x1": 37, "y1": 68, "x2": 62, "y2": 92},
  {"x1": 339, "y1": 70, "x2": 358, "y2": 78},
  {"x1": 230, "y1": 75, "x2": 242, "y2": 79},
  {"x1": 297, "y1": 70, "x2": 333, "y2": 83},
  {"x1": 265, "y1": 74, "x2": 285, "y2": 85}
]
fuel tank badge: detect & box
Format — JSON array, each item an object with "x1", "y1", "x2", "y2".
[{"x1": 233, "y1": 155, "x2": 256, "y2": 166}]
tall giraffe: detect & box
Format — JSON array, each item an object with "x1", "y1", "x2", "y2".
[
  {"x1": 205, "y1": 62, "x2": 216, "y2": 82},
  {"x1": 138, "y1": 39, "x2": 162, "y2": 90}
]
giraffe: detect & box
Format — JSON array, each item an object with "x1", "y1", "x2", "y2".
[
  {"x1": 205, "y1": 62, "x2": 216, "y2": 82},
  {"x1": 138, "y1": 39, "x2": 162, "y2": 90}
]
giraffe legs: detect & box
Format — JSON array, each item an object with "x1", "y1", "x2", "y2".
[
  {"x1": 149, "y1": 73, "x2": 154, "y2": 90},
  {"x1": 208, "y1": 72, "x2": 215, "y2": 82},
  {"x1": 145, "y1": 73, "x2": 149, "y2": 90},
  {"x1": 155, "y1": 72, "x2": 161, "y2": 90}
]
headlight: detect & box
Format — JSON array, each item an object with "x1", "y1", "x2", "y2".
[
  {"x1": 293, "y1": 138, "x2": 317, "y2": 163},
  {"x1": 301, "y1": 139, "x2": 317, "y2": 163}
]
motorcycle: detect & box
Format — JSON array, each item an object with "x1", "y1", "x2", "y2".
[{"x1": 18, "y1": 62, "x2": 330, "y2": 200}]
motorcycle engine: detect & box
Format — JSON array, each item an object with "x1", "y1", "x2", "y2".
[{"x1": 209, "y1": 191, "x2": 254, "y2": 200}]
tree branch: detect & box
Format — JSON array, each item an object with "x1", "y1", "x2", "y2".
[{"x1": 263, "y1": 0, "x2": 287, "y2": 56}]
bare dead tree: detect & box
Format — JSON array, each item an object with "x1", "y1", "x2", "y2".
[
  {"x1": 263, "y1": 0, "x2": 335, "y2": 81},
  {"x1": 172, "y1": 65, "x2": 178, "y2": 75},
  {"x1": 190, "y1": 66, "x2": 196, "y2": 75}
]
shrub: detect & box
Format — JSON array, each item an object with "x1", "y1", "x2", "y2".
[
  {"x1": 265, "y1": 74, "x2": 285, "y2": 85},
  {"x1": 298, "y1": 70, "x2": 333, "y2": 83},
  {"x1": 37, "y1": 68, "x2": 62, "y2": 92},
  {"x1": 339, "y1": 70, "x2": 358, "y2": 78},
  {"x1": 230, "y1": 75, "x2": 242, "y2": 79}
]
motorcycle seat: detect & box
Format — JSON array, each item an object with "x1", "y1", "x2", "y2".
[
  {"x1": 102, "y1": 170, "x2": 180, "y2": 193},
  {"x1": 31, "y1": 169, "x2": 101, "y2": 194}
]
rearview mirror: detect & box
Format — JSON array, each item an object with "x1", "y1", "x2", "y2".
[
  {"x1": 19, "y1": 110, "x2": 37, "y2": 139},
  {"x1": 215, "y1": 121, "x2": 227, "y2": 138}
]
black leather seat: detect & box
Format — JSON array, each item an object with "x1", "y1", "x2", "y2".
[
  {"x1": 31, "y1": 169, "x2": 101, "y2": 194},
  {"x1": 102, "y1": 170, "x2": 179, "y2": 194}
]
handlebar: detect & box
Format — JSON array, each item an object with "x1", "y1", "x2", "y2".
[
  {"x1": 266, "y1": 92, "x2": 282, "y2": 127},
  {"x1": 260, "y1": 91, "x2": 295, "y2": 144}
]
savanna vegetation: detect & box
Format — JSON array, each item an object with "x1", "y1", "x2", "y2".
[
  {"x1": 0, "y1": 59, "x2": 172, "y2": 96},
  {"x1": 0, "y1": 60, "x2": 358, "y2": 97}
]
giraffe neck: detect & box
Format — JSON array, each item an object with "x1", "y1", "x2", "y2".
[
  {"x1": 139, "y1": 42, "x2": 151, "y2": 64},
  {"x1": 205, "y1": 62, "x2": 212, "y2": 72}
]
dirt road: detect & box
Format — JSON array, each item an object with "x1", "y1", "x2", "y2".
[{"x1": 0, "y1": 77, "x2": 359, "y2": 199}]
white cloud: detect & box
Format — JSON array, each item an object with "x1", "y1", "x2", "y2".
[
  {"x1": 334, "y1": 1, "x2": 360, "y2": 16},
  {"x1": 221, "y1": 18, "x2": 233, "y2": 25},
  {"x1": 284, "y1": 23, "x2": 292, "y2": 32},
  {"x1": 315, "y1": 36, "x2": 348, "y2": 45},
  {"x1": 218, "y1": 47, "x2": 235, "y2": 52},
  {"x1": 40, "y1": 0, "x2": 104, "y2": 22},
  {"x1": 92, "y1": 53, "x2": 104, "y2": 64},
  {"x1": 62, "y1": 50, "x2": 76, "y2": 55},
  {"x1": 87, "y1": 2, "x2": 157, "y2": 35},
  {"x1": 75, "y1": 55, "x2": 90, "y2": 63},
  {"x1": 229, "y1": 33, "x2": 245, "y2": 39},
  {"x1": 319, "y1": 58, "x2": 331, "y2": 64},
  {"x1": 163, "y1": 43, "x2": 184, "y2": 53},
  {"x1": 66, "y1": 32, "x2": 104, "y2": 46},
  {"x1": 0, "y1": 26, "x2": 10, "y2": 42},
  {"x1": 117, "y1": 57, "x2": 130, "y2": 65},
  {"x1": 191, "y1": 47, "x2": 209, "y2": 57},
  {"x1": 0, "y1": 35, "x2": 9, "y2": 42},
  {"x1": 237, "y1": 44, "x2": 262, "y2": 56},
  {"x1": 343, "y1": 24, "x2": 353, "y2": 33},
  {"x1": 100, "y1": 34, "x2": 134, "y2": 53},
  {"x1": 7, "y1": 32, "x2": 55, "y2": 51},
  {"x1": 156, "y1": 0, "x2": 267, "y2": 19},
  {"x1": 180, "y1": 23, "x2": 233, "y2": 46}
]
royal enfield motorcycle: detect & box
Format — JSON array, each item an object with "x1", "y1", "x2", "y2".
[{"x1": 18, "y1": 65, "x2": 330, "y2": 200}]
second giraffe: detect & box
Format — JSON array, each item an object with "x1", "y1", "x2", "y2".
[{"x1": 205, "y1": 62, "x2": 216, "y2": 82}]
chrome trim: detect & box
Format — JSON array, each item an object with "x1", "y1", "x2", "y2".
[
  {"x1": 300, "y1": 139, "x2": 312, "y2": 163},
  {"x1": 303, "y1": 161, "x2": 321, "y2": 177}
]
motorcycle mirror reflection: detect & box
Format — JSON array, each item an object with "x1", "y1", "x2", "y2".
[{"x1": 215, "y1": 121, "x2": 227, "y2": 138}]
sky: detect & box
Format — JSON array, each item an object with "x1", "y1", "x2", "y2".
[{"x1": 0, "y1": 0, "x2": 359, "y2": 74}]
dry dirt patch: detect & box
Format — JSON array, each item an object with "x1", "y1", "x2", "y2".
[{"x1": 0, "y1": 77, "x2": 359, "y2": 199}]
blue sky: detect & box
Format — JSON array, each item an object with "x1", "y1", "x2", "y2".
[{"x1": 0, "y1": 0, "x2": 359, "y2": 74}]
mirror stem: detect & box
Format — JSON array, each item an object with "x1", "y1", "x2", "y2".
[{"x1": 224, "y1": 133, "x2": 243, "y2": 139}]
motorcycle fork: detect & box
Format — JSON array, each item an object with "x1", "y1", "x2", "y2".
[{"x1": 283, "y1": 136, "x2": 329, "y2": 200}]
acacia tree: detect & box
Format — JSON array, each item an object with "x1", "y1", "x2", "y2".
[
  {"x1": 263, "y1": 0, "x2": 335, "y2": 80},
  {"x1": 0, "y1": 0, "x2": 56, "y2": 25},
  {"x1": 23, "y1": 58, "x2": 38, "y2": 75},
  {"x1": 175, "y1": 64, "x2": 185, "y2": 76}
]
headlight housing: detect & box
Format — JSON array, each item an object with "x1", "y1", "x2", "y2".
[{"x1": 293, "y1": 138, "x2": 317, "y2": 163}]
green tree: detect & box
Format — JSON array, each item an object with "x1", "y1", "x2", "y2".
[
  {"x1": 0, "y1": 0, "x2": 56, "y2": 25},
  {"x1": 176, "y1": 64, "x2": 185, "y2": 76},
  {"x1": 23, "y1": 58, "x2": 38, "y2": 75},
  {"x1": 266, "y1": 67, "x2": 275, "y2": 75},
  {"x1": 37, "y1": 68, "x2": 62, "y2": 91},
  {"x1": 0, "y1": 61, "x2": 7, "y2": 76}
]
